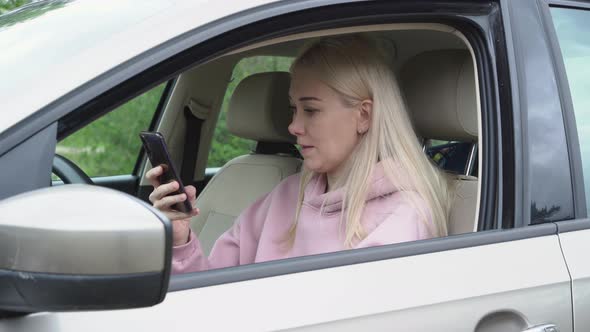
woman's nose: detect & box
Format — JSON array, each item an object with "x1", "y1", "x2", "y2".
[{"x1": 288, "y1": 111, "x2": 304, "y2": 136}]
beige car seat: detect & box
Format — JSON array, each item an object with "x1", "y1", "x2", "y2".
[
  {"x1": 191, "y1": 72, "x2": 301, "y2": 254},
  {"x1": 401, "y1": 50, "x2": 479, "y2": 235}
]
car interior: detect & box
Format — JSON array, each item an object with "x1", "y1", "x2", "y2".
[
  {"x1": 125, "y1": 23, "x2": 482, "y2": 254},
  {"x1": 48, "y1": 23, "x2": 481, "y2": 257}
]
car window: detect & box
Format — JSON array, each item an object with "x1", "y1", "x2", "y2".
[
  {"x1": 207, "y1": 56, "x2": 293, "y2": 167},
  {"x1": 551, "y1": 7, "x2": 590, "y2": 214},
  {"x1": 55, "y1": 83, "x2": 167, "y2": 177},
  {"x1": 426, "y1": 140, "x2": 475, "y2": 175},
  {"x1": 176, "y1": 31, "x2": 483, "y2": 273}
]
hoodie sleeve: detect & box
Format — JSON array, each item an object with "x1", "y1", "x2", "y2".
[
  {"x1": 354, "y1": 192, "x2": 434, "y2": 249},
  {"x1": 171, "y1": 191, "x2": 273, "y2": 274}
]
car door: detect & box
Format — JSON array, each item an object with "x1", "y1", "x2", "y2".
[
  {"x1": 1, "y1": 227, "x2": 571, "y2": 332},
  {"x1": 542, "y1": 1, "x2": 590, "y2": 331},
  {"x1": 0, "y1": 1, "x2": 577, "y2": 331}
]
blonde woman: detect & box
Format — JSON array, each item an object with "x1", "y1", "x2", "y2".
[{"x1": 146, "y1": 35, "x2": 453, "y2": 274}]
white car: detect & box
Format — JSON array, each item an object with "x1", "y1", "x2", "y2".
[{"x1": 1, "y1": 0, "x2": 589, "y2": 331}]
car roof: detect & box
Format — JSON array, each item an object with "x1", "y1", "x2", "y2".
[{"x1": 0, "y1": 0, "x2": 278, "y2": 134}]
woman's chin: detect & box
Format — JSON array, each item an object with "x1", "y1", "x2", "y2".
[{"x1": 303, "y1": 159, "x2": 328, "y2": 173}]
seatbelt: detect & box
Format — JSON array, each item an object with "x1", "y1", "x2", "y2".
[{"x1": 181, "y1": 99, "x2": 208, "y2": 186}]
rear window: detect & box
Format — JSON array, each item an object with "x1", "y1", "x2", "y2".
[
  {"x1": 207, "y1": 56, "x2": 293, "y2": 167},
  {"x1": 551, "y1": 7, "x2": 590, "y2": 214}
]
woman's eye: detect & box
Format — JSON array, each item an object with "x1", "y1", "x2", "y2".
[{"x1": 289, "y1": 106, "x2": 317, "y2": 115}]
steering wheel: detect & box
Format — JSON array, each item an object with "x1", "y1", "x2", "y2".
[{"x1": 52, "y1": 154, "x2": 93, "y2": 185}]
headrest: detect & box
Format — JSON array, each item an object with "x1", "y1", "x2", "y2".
[
  {"x1": 400, "y1": 50, "x2": 478, "y2": 142},
  {"x1": 227, "y1": 72, "x2": 295, "y2": 143}
]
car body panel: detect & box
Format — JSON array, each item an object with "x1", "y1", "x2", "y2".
[
  {"x1": 0, "y1": 0, "x2": 279, "y2": 133},
  {"x1": 557, "y1": 227, "x2": 590, "y2": 332},
  {"x1": 1, "y1": 234, "x2": 571, "y2": 331}
]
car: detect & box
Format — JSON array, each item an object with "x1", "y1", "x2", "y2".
[{"x1": 1, "y1": 0, "x2": 589, "y2": 331}]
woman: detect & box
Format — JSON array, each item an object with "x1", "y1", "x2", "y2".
[{"x1": 146, "y1": 35, "x2": 453, "y2": 274}]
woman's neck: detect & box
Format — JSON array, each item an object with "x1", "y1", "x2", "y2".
[
  {"x1": 325, "y1": 156, "x2": 357, "y2": 192},
  {"x1": 326, "y1": 166, "x2": 346, "y2": 193}
]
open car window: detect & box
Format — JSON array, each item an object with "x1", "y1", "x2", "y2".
[
  {"x1": 155, "y1": 25, "x2": 483, "y2": 278},
  {"x1": 54, "y1": 83, "x2": 166, "y2": 179}
]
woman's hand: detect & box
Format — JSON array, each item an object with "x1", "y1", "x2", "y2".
[{"x1": 146, "y1": 165, "x2": 199, "y2": 247}]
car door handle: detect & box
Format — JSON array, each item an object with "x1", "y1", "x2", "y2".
[{"x1": 521, "y1": 324, "x2": 558, "y2": 332}]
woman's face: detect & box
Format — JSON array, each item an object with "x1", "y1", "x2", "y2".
[{"x1": 288, "y1": 69, "x2": 370, "y2": 175}]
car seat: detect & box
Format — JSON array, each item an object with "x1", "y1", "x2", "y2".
[
  {"x1": 401, "y1": 49, "x2": 479, "y2": 235},
  {"x1": 191, "y1": 72, "x2": 302, "y2": 254}
]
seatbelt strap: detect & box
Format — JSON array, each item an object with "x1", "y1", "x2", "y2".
[{"x1": 181, "y1": 99, "x2": 207, "y2": 186}]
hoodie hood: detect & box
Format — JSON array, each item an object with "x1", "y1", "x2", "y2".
[{"x1": 303, "y1": 161, "x2": 404, "y2": 213}]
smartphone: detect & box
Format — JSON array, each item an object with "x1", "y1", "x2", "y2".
[{"x1": 139, "y1": 131, "x2": 193, "y2": 213}]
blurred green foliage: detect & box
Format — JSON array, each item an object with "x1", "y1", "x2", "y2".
[
  {"x1": 56, "y1": 56, "x2": 292, "y2": 177},
  {"x1": 0, "y1": 0, "x2": 29, "y2": 14},
  {"x1": 0, "y1": 0, "x2": 69, "y2": 29}
]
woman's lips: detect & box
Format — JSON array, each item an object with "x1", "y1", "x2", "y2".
[{"x1": 299, "y1": 145, "x2": 314, "y2": 154}]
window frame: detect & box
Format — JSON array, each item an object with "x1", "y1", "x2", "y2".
[
  {"x1": 540, "y1": 0, "x2": 590, "y2": 219},
  {"x1": 0, "y1": 1, "x2": 508, "y2": 291},
  {"x1": 160, "y1": 7, "x2": 505, "y2": 290},
  {"x1": 132, "y1": 78, "x2": 177, "y2": 175}
]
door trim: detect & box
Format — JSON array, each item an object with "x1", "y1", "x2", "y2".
[{"x1": 170, "y1": 223, "x2": 557, "y2": 291}]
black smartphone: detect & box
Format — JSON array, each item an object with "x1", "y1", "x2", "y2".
[{"x1": 139, "y1": 131, "x2": 193, "y2": 213}]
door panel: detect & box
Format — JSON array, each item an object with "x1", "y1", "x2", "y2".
[
  {"x1": 557, "y1": 227, "x2": 590, "y2": 332},
  {"x1": 1, "y1": 234, "x2": 571, "y2": 332},
  {"x1": 52, "y1": 175, "x2": 139, "y2": 195}
]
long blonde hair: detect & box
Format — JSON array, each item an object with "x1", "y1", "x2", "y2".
[{"x1": 288, "y1": 35, "x2": 453, "y2": 247}]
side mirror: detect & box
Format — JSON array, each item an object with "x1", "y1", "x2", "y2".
[{"x1": 0, "y1": 185, "x2": 171, "y2": 314}]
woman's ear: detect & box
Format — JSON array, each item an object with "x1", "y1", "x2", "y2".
[{"x1": 357, "y1": 99, "x2": 373, "y2": 134}]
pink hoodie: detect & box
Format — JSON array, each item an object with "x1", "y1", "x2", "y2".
[{"x1": 172, "y1": 163, "x2": 434, "y2": 274}]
